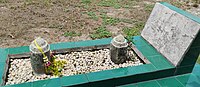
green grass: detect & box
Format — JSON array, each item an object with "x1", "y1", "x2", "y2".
[
  {"x1": 44, "y1": 0, "x2": 51, "y2": 6},
  {"x1": 98, "y1": 0, "x2": 121, "y2": 9},
  {"x1": 123, "y1": 22, "x2": 144, "y2": 36},
  {"x1": 103, "y1": 17, "x2": 120, "y2": 25},
  {"x1": 123, "y1": 4, "x2": 130, "y2": 8},
  {"x1": 197, "y1": 56, "x2": 200, "y2": 64},
  {"x1": 81, "y1": 0, "x2": 91, "y2": 4},
  {"x1": 23, "y1": 0, "x2": 52, "y2": 7},
  {"x1": 100, "y1": 13, "x2": 120, "y2": 25},
  {"x1": 120, "y1": 19, "x2": 137, "y2": 24},
  {"x1": 144, "y1": 4, "x2": 154, "y2": 12},
  {"x1": 24, "y1": 0, "x2": 33, "y2": 4},
  {"x1": 87, "y1": 11, "x2": 99, "y2": 21},
  {"x1": 81, "y1": 0, "x2": 92, "y2": 9},
  {"x1": 63, "y1": 31, "x2": 82, "y2": 37},
  {"x1": 121, "y1": 0, "x2": 138, "y2": 8},
  {"x1": 123, "y1": 21, "x2": 144, "y2": 42},
  {"x1": 0, "y1": 0, "x2": 7, "y2": 3},
  {"x1": 90, "y1": 26, "x2": 112, "y2": 39},
  {"x1": 97, "y1": 0, "x2": 139, "y2": 9}
]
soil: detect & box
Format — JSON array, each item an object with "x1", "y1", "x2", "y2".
[{"x1": 0, "y1": 0, "x2": 199, "y2": 48}]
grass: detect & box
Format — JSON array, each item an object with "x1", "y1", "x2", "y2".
[
  {"x1": 0, "y1": 0, "x2": 6, "y2": 3},
  {"x1": 81, "y1": 0, "x2": 92, "y2": 8},
  {"x1": 100, "y1": 13, "x2": 120, "y2": 25},
  {"x1": 144, "y1": 4, "x2": 154, "y2": 12},
  {"x1": 120, "y1": 19, "x2": 137, "y2": 24},
  {"x1": 43, "y1": 0, "x2": 51, "y2": 6},
  {"x1": 123, "y1": 21, "x2": 145, "y2": 42},
  {"x1": 87, "y1": 12, "x2": 121, "y2": 39},
  {"x1": 87, "y1": 11, "x2": 99, "y2": 21},
  {"x1": 123, "y1": 4, "x2": 130, "y2": 8},
  {"x1": 63, "y1": 31, "x2": 82, "y2": 37},
  {"x1": 23, "y1": 0, "x2": 52, "y2": 7},
  {"x1": 81, "y1": 0, "x2": 91, "y2": 4},
  {"x1": 98, "y1": 0, "x2": 121, "y2": 9},
  {"x1": 97, "y1": 0, "x2": 139, "y2": 9},
  {"x1": 123, "y1": 22, "x2": 144, "y2": 36},
  {"x1": 24, "y1": 0, "x2": 33, "y2": 5},
  {"x1": 197, "y1": 56, "x2": 200, "y2": 64},
  {"x1": 103, "y1": 17, "x2": 120, "y2": 25},
  {"x1": 90, "y1": 26, "x2": 112, "y2": 39},
  {"x1": 121, "y1": 0, "x2": 138, "y2": 8}
]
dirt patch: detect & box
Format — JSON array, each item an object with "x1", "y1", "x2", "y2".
[{"x1": 0, "y1": 0, "x2": 198, "y2": 48}]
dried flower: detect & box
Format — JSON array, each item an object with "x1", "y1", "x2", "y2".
[{"x1": 45, "y1": 61, "x2": 51, "y2": 67}]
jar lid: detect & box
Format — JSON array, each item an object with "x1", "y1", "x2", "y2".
[
  {"x1": 29, "y1": 37, "x2": 50, "y2": 54},
  {"x1": 111, "y1": 35, "x2": 128, "y2": 48}
]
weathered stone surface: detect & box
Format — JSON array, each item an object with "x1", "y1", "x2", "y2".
[{"x1": 141, "y1": 3, "x2": 200, "y2": 66}]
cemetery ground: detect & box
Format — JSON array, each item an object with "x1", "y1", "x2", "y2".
[
  {"x1": 0, "y1": 0, "x2": 199, "y2": 85},
  {"x1": 0, "y1": 0, "x2": 199, "y2": 48},
  {"x1": 0, "y1": 0, "x2": 199, "y2": 60}
]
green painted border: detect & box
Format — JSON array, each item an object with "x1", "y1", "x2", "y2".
[
  {"x1": 1, "y1": 36, "x2": 175, "y2": 87},
  {"x1": 0, "y1": 48, "x2": 8, "y2": 85},
  {"x1": 5, "y1": 38, "x2": 112, "y2": 55},
  {"x1": 119, "y1": 64, "x2": 200, "y2": 87},
  {"x1": 160, "y1": 2, "x2": 200, "y2": 24}
]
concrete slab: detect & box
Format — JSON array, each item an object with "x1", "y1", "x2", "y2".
[{"x1": 141, "y1": 3, "x2": 200, "y2": 66}]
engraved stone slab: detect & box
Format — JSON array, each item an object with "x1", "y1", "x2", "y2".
[{"x1": 141, "y1": 3, "x2": 200, "y2": 66}]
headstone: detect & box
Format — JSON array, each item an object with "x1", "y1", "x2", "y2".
[{"x1": 141, "y1": 3, "x2": 200, "y2": 66}]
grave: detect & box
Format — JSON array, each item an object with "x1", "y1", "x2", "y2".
[{"x1": 0, "y1": 2, "x2": 200, "y2": 87}]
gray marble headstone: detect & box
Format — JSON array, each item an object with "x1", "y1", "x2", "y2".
[{"x1": 141, "y1": 3, "x2": 200, "y2": 66}]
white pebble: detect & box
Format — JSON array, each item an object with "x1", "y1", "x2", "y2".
[{"x1": 6, "y1": 49, "x2": 142, "y2": 85}]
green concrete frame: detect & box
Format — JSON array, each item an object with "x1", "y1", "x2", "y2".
[
  {"x1": 1, "y1": 36, "x2": 175, "y2": 87},
  {"x1": 0, "y1": 2, "x2": 199, "y2": 87},
  {"x1": 118, "y1": 64, "x2": 200, "y2": 87}
]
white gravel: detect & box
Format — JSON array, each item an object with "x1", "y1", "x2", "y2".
[
  {"x1": 6, "y1": 49, "x2": 143, "y2": 85},
  {"x1": 187, "y1": 6, "x2": 200, "y2": 17}
]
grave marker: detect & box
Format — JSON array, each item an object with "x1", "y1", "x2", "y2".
[{"x1": 141, "y1": 3, "x2": 200, "y2": 68}]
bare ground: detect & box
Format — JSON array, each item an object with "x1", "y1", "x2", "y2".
[{"x1": 0, "y1": 0, "x2": 199, "y2": 48}]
